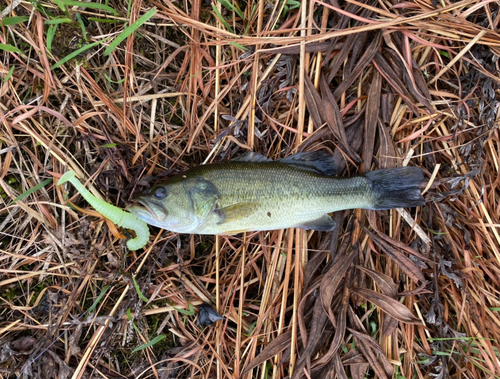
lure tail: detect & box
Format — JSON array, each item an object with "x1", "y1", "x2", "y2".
[
  {"x1": 58, "y1": 170, "x2": 150, "y2": 250},
  {"x1": 365, "y1": 167, "x2": 425, "y2": 210}
]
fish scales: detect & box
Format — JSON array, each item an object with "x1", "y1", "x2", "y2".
[
  {"x1": 188, "y1": 162, "x2": 374, "y2": 234},
  {"x1": 128, "y1": 151, "x2": 425, "y2": 235}
]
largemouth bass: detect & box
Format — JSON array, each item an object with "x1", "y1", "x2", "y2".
[{"x1": 127, "y1": 151, "x2": 425, "y2": 234}]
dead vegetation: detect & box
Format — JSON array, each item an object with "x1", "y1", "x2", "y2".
[{"x1": 0, "y1": 0, "x2": 499, "y2": 378}]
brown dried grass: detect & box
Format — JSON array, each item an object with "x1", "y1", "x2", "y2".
[{"x1": 0, "y1": 0, "x2": 499, "y2": 378}]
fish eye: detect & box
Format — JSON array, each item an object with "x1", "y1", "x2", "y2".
[{"x1": 154, "y1": 187, "x2": 168, "y2": 199}]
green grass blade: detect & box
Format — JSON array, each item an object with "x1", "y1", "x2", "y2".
[
  {"x1": 103, "y1": 7, "x2": 157, "y2": 56},
  {"x1": 173, "y1": 304, "x2": 195, "y2": 316},
  {"x1": 86, "y1": 284, "x2": 111, "y2": 313},
  {"x1": 44, "y1": 18, "x2": 72, "y2": 25},
  {"x1": 27, "y1": 0, "x2": 52, "y2": 17},
  {"x1": 75, "y1": 13, "x2": 88, "y2": 41},
  {"x1": 126, "y1": 0, "x2": 133, "y2": 18},
  {"x1": 132, "y1": 275, "x2": 149, "y2": 302},
  {"x1": 52, "y1": 0, "x2": 67, "y2": 12},
  {"x1": 88, "y1": 17, "x2": 117, "y2": 23},
  {"x1": 60, "y1": 0, "x2": 118, "y2": 15},
  {"x1": 243, "y1": 4, "x2": 257, "y2": 35},
  {"x1": 230, "y1": 42, "x2": 247, "y2": 51},
  {"x1": 10, "y1": 178, "x2": 53, "y2": 205},
  {"x1": 100, "y1": 142, "x2": 118, "y2": 147},
  {"x1": 0, "y1": 43, "x2": 23, "y2": 54},
  {"x1": 3, "y1": 66, "x2": 15, "y2": 82},
  {"x1": 1, "y1": 16, "x2": 29, "y2": 26},
  {"x1": 126, "y1": 308, "x2": 142, "y2": 334},
  {"x1": 211, "y1": 5, "x2": 234, "y2": 33},
  {"x1": 104, "y1": 73, "x2": 125, "y2": 84},
  {"x1": 218, "y1": 0, "x2": 245, "y2": 20},
  {"x1": 51, "y1": 40, "x2": 102, "y2": 69},
  {"x1": 47, "y1": 24, "x2": 57, "y2": 52},
  {"x1": 132, "y1": 334, "x2": 166, "y2": 353}
]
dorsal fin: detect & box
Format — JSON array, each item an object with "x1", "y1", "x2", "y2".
[
  {"x1": 231, "y1": 151, "x2": 271, "y2": 163},
  {"x1": 279, "y1": 151, "x2": 337, "y2": 176},
  {"x1": 231, "y1": 150, "x2": 337, "y2": 175}
]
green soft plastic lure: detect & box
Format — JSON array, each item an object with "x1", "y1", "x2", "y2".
[{"x1": 58, "y1": 171, "x2": 149, "y2": 250}]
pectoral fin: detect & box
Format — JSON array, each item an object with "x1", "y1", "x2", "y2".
[
  {"x1": 215, "y1": 202, "x2": 259, "y2": 224},
  {"x1": 293, "y1": 214, "x2": 337, "y2": 231}
]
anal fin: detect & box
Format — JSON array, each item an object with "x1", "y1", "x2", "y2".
[{"x1": 293, "y1": 214, "x2": 337, "y2": 231}]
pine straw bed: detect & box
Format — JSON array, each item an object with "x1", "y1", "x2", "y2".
[{"x1": 0, "y1": 0, "x2": 499, "y2": 378}]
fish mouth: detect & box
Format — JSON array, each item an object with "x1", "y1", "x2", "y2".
[{"x1": 127, "y1": 199, "x2": 168, "y2": 224}]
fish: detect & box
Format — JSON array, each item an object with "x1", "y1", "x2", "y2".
[{"x1": 127, "y1": 151, "x2": 425, "y2": 235}]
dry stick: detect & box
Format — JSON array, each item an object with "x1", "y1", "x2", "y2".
[
  {"x1": 214, "y1": 5, "x2": 222, "y2": 378},
  {"x1": 133, "y1": 229, "x2": 163, "y2": 276},
  {"x1": 247, "y1": 0, "x2": 266, "y2": 152},
  {"x1": 310, "y1": 0, "x2": 330, "y2": 134},
  {"x1": 17, "y1": 115, "x2": 108, "y2": 203},
  {"x1": 308, "y1": 0, "x2": 320, "y2": 135},
  {"x1": 0, "y1": 0, "x2": 22, "y2": 17},
  {"x1": 280, "y1": 229, "x2": 293, "y2": 375},
  {"x1": 267, "y1": 233, "x2": 285, "y2": 375},
  {"x1": 234, "y1": 0, "x2": 484, "y2": 49},
  {"x1": 215, "y1": 236, "x2": 222, "y2": 378},
  {"x1": 290, "y1": 228, "x2": 303, "y2": 375},
  {"x1": 428, "y1": 30, "x2": 487, "y2": 85},
  {"x1": 248, "y1": 55, "x2": 258, "y2": 151},
  {"x1": 0, "y1": 263, "x2": 77, "y2": 288},
  {"x1": 150, "y1": 98, "x2": 157, "y2": 142},
  {"x1": 188, "y1": 62, "x2": 252, "y2": 153},
  {"x1": 434, "y1": 202, "x2": 497, "y2": 373},
  {"x1": 126, "y1": 300, "x2": 204, "y2": 318},
  {"x1": 235, "y1": 234, "x2": 246, "y2": 378},
  {"x1": 487, "y1": 138, "x2": 499, "y2": 172},
  {"x1": 437, "y1": 124, "x2": 500, "y2": 264},
  {"x1": 287, "y1": 1, "x2": 309, "y2": 375},
  {"x1": 296, "y1": 0, "x2": 307, "y2": 148},
  {"x1": 92, "y1": 92, "x2": 187, "y2": 105},
  {"x1": 201, "y1": 55, "x2": 282, "y2": 164},
  {"x1": 253, "y1": 230, "x2": 283, "y2": 379},
  {"x1": 71, "y1": 284, "x2": 130, "y2": 379},
  {"x1": 16, "y1": 269, "x2": 119, "y2": 379},
  {"x1": 0, "y1": 319, "x2": 21, "y2": 335}
]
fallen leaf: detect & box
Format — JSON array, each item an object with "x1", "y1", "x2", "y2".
[
  {"x1": 351, "y1": 287, "x2": 421, "y2": 324},
  {"x1": 241, "y1": 331, "x2": 292, "y2": 376}
]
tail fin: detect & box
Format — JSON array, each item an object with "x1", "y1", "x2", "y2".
[{"x1": 365, "y1": 167, "x2": 425, "y2": 210}]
